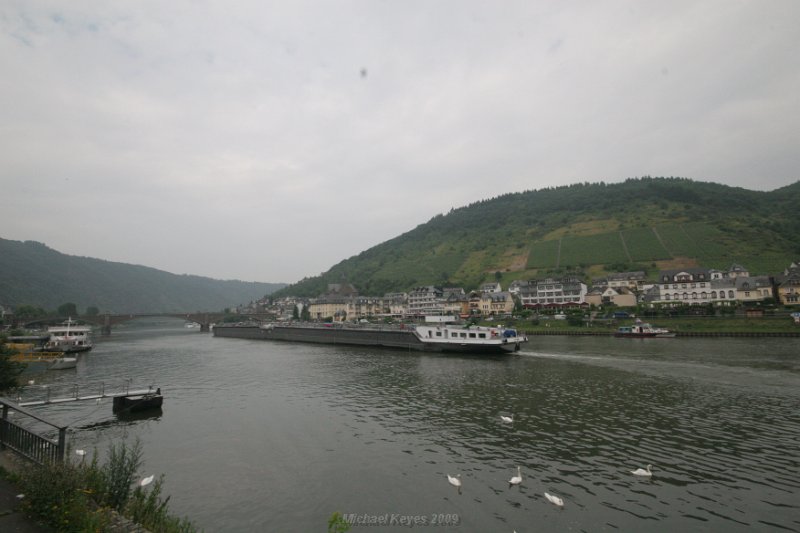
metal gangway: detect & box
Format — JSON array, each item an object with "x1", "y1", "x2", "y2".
[
  {"x1": 12, "y1": 381, "x2": 158, "y2": 407},
  {"x1": 1, "y1": 381, "x2": 160, "y2": 464}
]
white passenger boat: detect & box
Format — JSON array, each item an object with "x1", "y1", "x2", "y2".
[
  {"x1": 413, "y1": 324, "x2": 528, "y2": 353},
  {"x1": 45, "y1": 318, "x2": 93, "y2": 353}
]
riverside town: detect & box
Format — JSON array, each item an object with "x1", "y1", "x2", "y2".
[{"x1": 230, "y1": 262, "x2": 800, "y2": 324}]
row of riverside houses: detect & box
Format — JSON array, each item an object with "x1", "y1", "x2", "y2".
[
  {"x1": 242, "y1": 282, "x2": 517, "y2": 322},
  {"x1": 244, "y1": 262, "x2": 800, "y2": 322},
  {"x1": 508, "y1": 262, "x2": 799, "y2": 311}
]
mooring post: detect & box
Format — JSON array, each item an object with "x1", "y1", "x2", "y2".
[
  {"x1": 0, "y1": 403, "x2": 8, "y2": 450},
  {"x1": 57, "y1": 426, "x2": 66, "y2": 462},
  {"x1": 102, "y1": 313, "x2": 112, "y2": 335}
]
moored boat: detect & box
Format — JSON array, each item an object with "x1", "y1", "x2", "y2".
[
  {"x1": 10, "y1": 348, "x2": 78, "y2": 370},
  {"x1": 45, "y1": 318, "x2": 93, "y2": 353},
  {"x1": 112, "y1": 389, "x2": 164, "y2": 413},
  {"x1": 615, "y1": 320, "x2": 675, "y2": 338}
]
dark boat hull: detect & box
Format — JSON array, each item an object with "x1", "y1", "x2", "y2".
[
  {"x1": 112, "y1": 394, "x2": 163, "y2": 413},
  {"x1": 213, "y1": 325, "x2": 523, "y2": 354}
]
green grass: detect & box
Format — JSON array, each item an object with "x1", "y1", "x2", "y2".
[
  {"x1": 655, "y1": 224, "x2": 703, "y2": 257},
  {"x1": 527, "y1": 240, "x2": 560, "y2": 268},
  {"x1": 622, "y1": 227, "x2": 671, "y2": 261},
  {"x1": 559, "y1": 233, "x2": 627, "y2": 266}
]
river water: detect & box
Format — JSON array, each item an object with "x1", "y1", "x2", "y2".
[{"x1": 17, "y1": 320, "x2": 800, "y2": 532}]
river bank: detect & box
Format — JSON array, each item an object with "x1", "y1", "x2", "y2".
[{"x1": 499, "y1": 315, "x2": 800, "y2": 336}]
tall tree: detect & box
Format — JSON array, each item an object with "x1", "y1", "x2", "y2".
[{"x1": 0, "y1": 335, "x2": 24, "y2": 392}]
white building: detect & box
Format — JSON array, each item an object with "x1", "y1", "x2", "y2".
[
  {"x1": 654, "y1": 266, "x2": 771, "y2": 305},
  {"x1": 407, "y1": 286, "x2": 444, "y2": 316},
  {"x1": 519, "y1": 277, "x2": 588, "y2": 308},
  {"x1": 480, "y1": 282, "x2": 502, "y2": 293}
]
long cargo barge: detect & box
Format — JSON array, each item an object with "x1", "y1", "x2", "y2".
[{"x1": 213, "y1": 322, "x2": 527, "y2": 354}]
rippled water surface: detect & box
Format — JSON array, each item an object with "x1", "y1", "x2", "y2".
[{"x1": 18, "y1": 321, "x2": 800, "y2": 532}]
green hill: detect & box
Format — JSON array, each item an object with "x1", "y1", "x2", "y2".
[
  {"x1": 276, "y1": 177, "x2": 800, "y2": 297},
  {"x1": 0, "y1": 239, "x2": 285, "y2": 313}
]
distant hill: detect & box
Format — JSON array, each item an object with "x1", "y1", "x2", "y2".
[
  {"x1": 275, "y1": 177, "x2": 800, "y2": 297},
  {"x1": 0, "y1": 238, "x2": 285, "y2": 313}
]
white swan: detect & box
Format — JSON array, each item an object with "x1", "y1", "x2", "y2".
[
  {"x1": 500, "y1": 415, "x2": 514, "y2": 423},
  {"x1": 630, "y1": 464, "x2": 653, "y2": 477},
  {"x1": 139, "y1": 475, "x2": 155, "y2": 487},
  {"x1": 447, "y1": 474, "x2": 462, "y2": 494},
  {"x1": 75, "y1": 449, "x2": 86, "y2": 457},
  {"x1": 544, "y1": 492, "x2": 564, "y2": 507},
  {"x1": 509, "y1": 466, "x2": 522, "y2": 486}
]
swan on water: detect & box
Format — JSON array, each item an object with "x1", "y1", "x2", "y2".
[
  {"x1": 500, "y1": 415, "x2": 513, "y2": 423},
  {"x1": 139, "y1": 475, "x2": 155, "y2": 487},
  {"x1": 630, "y1": 464, "x2": 653, "y2": 477},
  {"x1": 544, "y1": 492, "x2": 564, "y2": 507},
  {"x1": 447, "y1": 474, "x2": 462, "y2": 494},
  {"x1": 509, "y1": 466, "x2": 522, "y2": 486}
]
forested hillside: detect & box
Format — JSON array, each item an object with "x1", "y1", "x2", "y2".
[
  {"x1": 0, "y1": 239, "x2": 285, "y2": 313},
  {"x1": 276, "y1": 177, "x2": 800, "y2": 297}
]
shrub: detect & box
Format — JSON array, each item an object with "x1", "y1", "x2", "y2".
[{"x1": 17, "y1": 439, "x2": 198, "y2": 533}]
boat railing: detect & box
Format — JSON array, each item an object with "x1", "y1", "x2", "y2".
[{"x1": 0, "y1": 397, "x2": 67, "y2": 464}]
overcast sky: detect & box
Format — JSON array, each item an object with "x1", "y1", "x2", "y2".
[{"x1": 1, "y1": 1, "x2": 798, "y2": 283}]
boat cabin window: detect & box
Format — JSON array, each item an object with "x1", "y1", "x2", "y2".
[
  {"x1": 469, "y1": 333, "x2": 476, "y2": 338},
  {"x1": 460, "y1": 333, "x2": 467, "y2": 338},
  {"x1": 478, "y1": 333, "x2": 486, "y2": 338},
  {"x1": 435, "y1": 331, "x2": 442, "y2": 337}
]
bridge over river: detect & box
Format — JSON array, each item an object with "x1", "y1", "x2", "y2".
[{"x1": 19, "y1": 313, "x2": 275, "y2": 335}]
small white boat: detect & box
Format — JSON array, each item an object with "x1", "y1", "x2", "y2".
[
  {"x1": 615, "y1": 319, "x2": 675, "y2": 338},
  {"x1": 45, "y1": 318, "x2": 93, "y2": 353},
  {"x1": 49, "y1": 356, "x2": 78, "y2": 370}
]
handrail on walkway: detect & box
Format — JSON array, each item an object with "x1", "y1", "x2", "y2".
[{"x1": 0, "y1": 397, "x2": 67, "y2": 464}]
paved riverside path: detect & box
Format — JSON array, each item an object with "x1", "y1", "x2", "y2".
[{"x1": 0, "y1": 451, "x2": 53, "y2": 532}]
